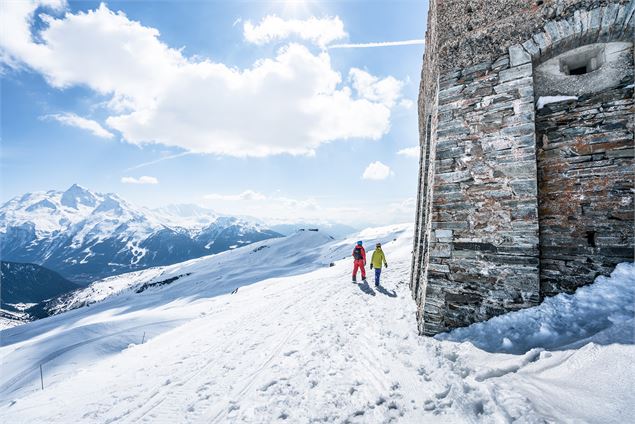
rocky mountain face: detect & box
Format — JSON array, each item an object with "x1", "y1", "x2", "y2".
[{"x1": 0, "y1": 185, "x2": 282, "y2": 283}]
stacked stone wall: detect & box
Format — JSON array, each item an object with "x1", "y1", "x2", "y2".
[
  {"x1": 411, "y1": 0, "x2": 440, "y2": 333},
  {"x1": 412, "y1": 0, "x2": 635, "y2": 336},
  {"x1": 536, "y1": 82, "x2": 634, "y2": 296},
  {"x1": 422, "y1": 55, "x2": 542, "y2": 335}
]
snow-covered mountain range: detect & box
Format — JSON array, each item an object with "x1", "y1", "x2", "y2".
[{"x1": 0, "y1": 185, "x2": 282, "y2": 283}]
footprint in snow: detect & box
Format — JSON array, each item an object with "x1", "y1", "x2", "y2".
[
  {"x1": 435, "y1": 385, "x2": 451, "y2": 399},
  {"x1": 387, "y1": 401, "x2": 399, "y2": 411},
  {"x1": 259, "y1": 380, "x2": 278, "y2": 391}
]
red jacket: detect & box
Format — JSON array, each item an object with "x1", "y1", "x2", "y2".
[{"x1": 352, "y1": 245, "x2": 366, "y2": 262}]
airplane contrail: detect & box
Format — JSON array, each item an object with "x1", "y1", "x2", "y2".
[{"x1": 329, "y1": 39, "x2": 425, "y2": 49}]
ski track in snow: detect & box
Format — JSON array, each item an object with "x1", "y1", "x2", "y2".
[{"x1": 0, "y1": 224, "x2": 633, "y2": 423}]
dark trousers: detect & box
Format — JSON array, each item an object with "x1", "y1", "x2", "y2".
[{"x1": 374, "y1": 267, "x2": 382, "y2": 285}]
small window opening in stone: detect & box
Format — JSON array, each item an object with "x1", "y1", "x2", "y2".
[
  {"x1": 569, "y1": 65, "x2": 588, "y2": 75},
  {"x1": 586, "y1": 231, "x2": 596, "y2": 247},
  {"x1": 559, "y1": 45, "x2": 605, "y2": 76}
]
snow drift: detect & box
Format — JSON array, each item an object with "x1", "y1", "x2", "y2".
[{"x1": 438, "y1": 262, "x2": 635, "y2": 353}]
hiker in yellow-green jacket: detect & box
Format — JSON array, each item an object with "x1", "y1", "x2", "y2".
[{"x1": 369, "y1": 242, "x2": 388, "y2": 287}]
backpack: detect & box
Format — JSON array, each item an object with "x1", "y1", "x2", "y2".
[{"x1": 353, "y1": 246, "x2": 363, "y2": 260}]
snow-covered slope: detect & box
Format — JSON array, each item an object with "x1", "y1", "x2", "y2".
[
  {"x1": 0, "y1": 224, "x2": 633, "y2": 423},
  {"x1": 0, "y1": 185, "x2": 281, "y2": 283}
]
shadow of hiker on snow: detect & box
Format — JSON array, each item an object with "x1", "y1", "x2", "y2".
[
  {"x1": 357, "y1": 280, "x2": 376, "y2": 296},
  {"x1": 375, "y1": 284, "x2": 397, "y2": 298}
]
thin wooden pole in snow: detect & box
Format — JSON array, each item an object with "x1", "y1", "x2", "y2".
[
  {"x1": 141, "y1": 332, "x2": 146, "y2": 344},
  {"x1": 40, "y1": 364, "x2": 44, "y2": 390}
]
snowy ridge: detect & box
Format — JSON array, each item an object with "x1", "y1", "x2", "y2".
[
  {"x1": 0, "y1": 224, "x2": 633, "y2": 423},
  {"x1": 43, "y1": 224, "x2": 408, "y2": 316}
]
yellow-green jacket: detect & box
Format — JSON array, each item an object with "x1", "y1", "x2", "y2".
[{"x1": 370, "y1": 248, "x2": 387, "y2": 269}]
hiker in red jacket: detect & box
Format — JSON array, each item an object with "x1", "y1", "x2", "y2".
[{"x1": 352, "y1": 240, "x2": 367, "y2": 283}]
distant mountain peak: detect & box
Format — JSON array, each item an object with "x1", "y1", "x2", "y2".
[{"x1": 61, "y1": 184, "x2": 97, "y2": 209}]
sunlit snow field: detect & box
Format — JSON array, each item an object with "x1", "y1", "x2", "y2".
[{"x1": 1, "y1": 224, "x2": 633, "y2": 423}]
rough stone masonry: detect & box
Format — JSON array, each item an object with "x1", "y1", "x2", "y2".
[{"x1": 411, "y1": 0, "x2": 634, "y2": 336}]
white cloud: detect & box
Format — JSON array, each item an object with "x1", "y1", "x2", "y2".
[
  {"x1": 42, "y1": 112, "x2": 114, "y2": 139},
  {"x1": 107, "y1": 44, "x2": 394, "y2": 157},
  {"x1": 1, "y1": 3, "x2": 402, "y2": 157},
  {"x1": 362, "y1": 161, "x2": 393, "y2": 180},
  {"x1": 204, "y1": 190, "x2": 267, "y2": 201},
  {"x1": 243, "y1": 15, "x2": 346, "y2": 48},
  {"x1": 349, "y1": 68, "x2": 403, "y2": 108},
  {"x1": 121, "y1": 176, "x2": 159, "y2": 185},
  {"x1": 397, "y1": 146, "x2": 419, "y2": 158},
  {"x1": 329, "y1": 39, "x2": 425, "y2": 49}
]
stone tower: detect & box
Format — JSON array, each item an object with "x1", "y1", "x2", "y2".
[{"x1": 411, "y1": 0, "x2": 634, "y2": 336}]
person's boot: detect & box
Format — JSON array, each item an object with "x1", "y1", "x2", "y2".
[{"x1": 352, "y1": 276, "x2": 357, "y2": 284}]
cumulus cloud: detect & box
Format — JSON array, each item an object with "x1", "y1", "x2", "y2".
[
  {"x1": 243, "y1": 15, "x2": 347, "y2": 48},
  {"x1": 121, "y1": 176, "x2": 159, "y2": 185},
  {"x1": 42, "y1": 112, "x2": 114, "y2": 139},
  {"x1": 397, "y1": 146, "x2": 419, "y2": 158},
  {"x1": 1, "y1": 3, "x2": 402, "y2": 157},
  {"x1": 204, "y1": 190, "x2": 267, "y2": 201},
  {"x1": 349, "y1": 68, "x2": 403, "y2": 108},
  {"x1": 362, "y1": 161, "x2": 393, "y2": 180}
]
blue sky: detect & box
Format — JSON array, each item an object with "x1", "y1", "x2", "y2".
[{"x1": 1, "y1": 0, "x2": 427, "y2": 226}]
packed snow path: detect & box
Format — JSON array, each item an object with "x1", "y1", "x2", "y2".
[{"x1": 1, "y1": 226, "x2": 633, "y2": 423}]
